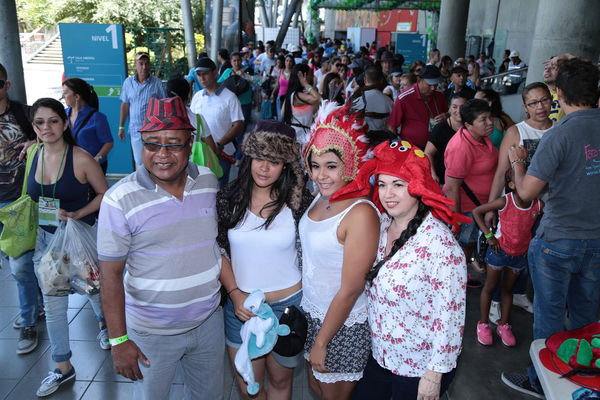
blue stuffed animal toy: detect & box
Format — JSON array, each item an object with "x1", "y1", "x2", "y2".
[{"x1": 234, "y1": 290, "x2": 291, "y2": 395}]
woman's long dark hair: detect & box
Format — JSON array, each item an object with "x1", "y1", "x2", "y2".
[
  {"x1": 62, "y1": 78, "x2": 99, "y2": 110},
  {"x1": 221, "y1": 155, "x2": 299, "y2": 230},
  {"x1": 367, "y1": 200, "x2": 430, "y2": 283},
  {"x1": 283, "y1": 63, "x2": 311, "y2": 125},
  {"x1": 31, "y1": 97, "x2": 77, "y2": 146}
]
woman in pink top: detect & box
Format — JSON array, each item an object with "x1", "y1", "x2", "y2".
[
  {"x1": 444, "y1": 99, "x2": 498, "y2": 268},
  {"x1": 272, "y1": 55, "x2": 295, "y2": 120}
]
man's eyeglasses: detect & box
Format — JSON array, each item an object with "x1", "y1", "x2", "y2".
[
  {"x1": 335, "y1": 63, "x2": 342, "y2": 67},
  {"x1": 526, "y1": 97, "x2": 552, "y2": 108},
  {"x1": 142, "y1": 140, "x2": 189, "y2": 153},
  {"x1": 0, "y1": 80, "x2": 6, "y2": 89}
]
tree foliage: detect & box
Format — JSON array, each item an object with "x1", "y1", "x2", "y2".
[{"x1": 16, "y1": 0, "x2": 206, "y2": 33}]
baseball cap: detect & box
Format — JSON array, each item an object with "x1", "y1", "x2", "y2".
[
  {"x1": 390, "y1": 66, "x2": 403, "y2": 76},
  {"x1": 450, "y1": 66, "x2": 468, "y2": 75},
  {"x1": 195, "y1": 57, "x2": 217, "y2": 72},
  {"x1": 510, "y1": 50, "x2": 520, "y2": 58},
  {"x1": 418, "y1": 65, "x2": 441, "y2": 85},
  {"x1": 135, "y1": 52, "x2": 150, "y2": 62}
]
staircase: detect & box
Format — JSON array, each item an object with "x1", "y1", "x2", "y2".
[{"x1": 27, "y1": 34, "x2": 63, "y2": 65}]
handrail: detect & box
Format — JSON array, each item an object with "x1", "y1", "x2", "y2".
[
  {"x1": 481, "y1": 66, "x2": 529, "y2": 81},
  {"x1": 27, "y1": 31, "x2": 60, "y2": 62}
]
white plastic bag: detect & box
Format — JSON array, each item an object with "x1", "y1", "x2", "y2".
[
  {"x1": 37, "y1": 222, "x2": 70, "y2": 296},
  {"x1": 36, "y1": 219, "x2": 100, "y2": 296},
  {"x1": 64, "y1": 219, "x2": 100, "y2": 295}
]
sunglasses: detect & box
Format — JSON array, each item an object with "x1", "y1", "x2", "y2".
[
  {"x1": 0, "y1": 80, "x2": 5, "y2": 89},
  {"x1": 142, "y1": 140, "x2": 189, "y2": 153}
]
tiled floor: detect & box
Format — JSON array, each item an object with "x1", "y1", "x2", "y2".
[{"x1": 1, "y1": 263, "x2": 537, "y2": 399}]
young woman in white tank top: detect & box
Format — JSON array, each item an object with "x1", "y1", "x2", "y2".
[
  {"x1": 299, "y1": 102, "x2": 380, "y2": 400},
  {"x1": 218, "y1": 121, "x2": 313, "y2": 400},
  {"x1": 486, "y1": 82, "x2": 554, "y2": 223}
]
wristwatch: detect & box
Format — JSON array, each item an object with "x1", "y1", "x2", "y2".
[{"x1": 95, "y1": 154, "x2": 104, "y2": 161}]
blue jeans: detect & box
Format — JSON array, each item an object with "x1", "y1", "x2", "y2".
[
  {"x1": 217, "y1": 156, "x2": 232, "y2": 188},
  {"x1": 130, "y1": 132, "x2": 144, "y2": 167},
  {"x1": 10, "y1": 250, "x2": 39, "y2": 327},
  {"x1": 526, "y1": 236, "x2": 600, "y2": 393},
  {"x1": 129, "y1": 307, "x2": 225, "y2": 400},
  {"x1": 33, "y1": 227, "x2": 105, "y2": 362}
]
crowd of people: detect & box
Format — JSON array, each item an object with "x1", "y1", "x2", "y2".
[{"x1": 0, "y1": 35, "x2": 599, "y2": 400}]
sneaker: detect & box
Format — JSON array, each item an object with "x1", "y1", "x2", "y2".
[
  {"x1": 477, "y1": 321, "x2": 493, "y2": 346},
  {"x1": 17, "y1": 326, "x2": 39, "y2": 354},
  {"x1": 501, "y1": 372, "x2": 545, "y2": 399},
  {"x1": 497, "y1": 323, "x2": 517, "y2": 347},
  {"x1": 36, "y1": 367, "x2": 76, "y2": 397},
  {"x1": 489, "y1": 300, "x2": 501, "y2": 325},
  {"x1": 97, "y1": 328, "x2": 111, "y2": 350},
  {"x1": 513, "y1": 293, "x2": 534, "y2": 313},
  {"x1": 12, "y1": 316, "x2": 23, "y2": 329}
]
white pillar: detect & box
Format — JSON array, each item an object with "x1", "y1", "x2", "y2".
[{"x1": 526, "y1": 0, "x2": 600, "y2": 85}]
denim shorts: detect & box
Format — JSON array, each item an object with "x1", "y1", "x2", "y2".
[
  {"x1": 485, "y1": 246, "x2": 527, "y2": 272},
  {"x1": 459, "y1": 212, "x2": 480, "y2": 248},
  {"x1": 224, "y1": 289, "x2": 303, "y2": 368}
]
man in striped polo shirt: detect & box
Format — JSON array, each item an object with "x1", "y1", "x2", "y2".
[{"x1": 99, "y1": 96, "x2": 224, "y2": 399}]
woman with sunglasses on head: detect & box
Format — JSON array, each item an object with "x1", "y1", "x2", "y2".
[
  {"x1": 271, "y1": 54, "x2": 295, "y2": 121},
  {"x1": 351, "y1": 140, "x2": 468, "y2": 400},
  {"x1": 300, "y1": 103, "x2": 380, "y2": 400},
  {"x1": 218, "y1": 120, "x2": 313, "y2": 400},
  {"x1": 62, "y1": 78, "x2": 113, "y2": 174},
  {"x1": 27, "y1": 98, "x2": 109, "y2": 397},
  {"x1": 282, "y1": 64, "x2": 322, "y2": 153}
]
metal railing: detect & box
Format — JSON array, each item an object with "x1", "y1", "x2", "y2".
[
  {"x1": 480, "y1": 66, "x2": 529, "y2": 95},
  {"x1": 20, "y1": 25, "x2": 60, "y2": 59}
]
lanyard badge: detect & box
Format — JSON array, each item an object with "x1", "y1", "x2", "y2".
[{"x1": 38, "y1": 144, "x2": 67, "y2": 227}]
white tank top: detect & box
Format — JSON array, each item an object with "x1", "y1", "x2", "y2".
[
  {"x1": 299, "y1": 195, "x2": 379, "y2": 326},
  {"x1": 228, "y1": 206, "x2": 301, "y2": 293},
  {"x1": 517, "y1": 120, "x2": 554, "y2": 163}
]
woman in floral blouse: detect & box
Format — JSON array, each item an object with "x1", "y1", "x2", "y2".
[{"x1": 348, "y1": 140, "x2": 469, "y2": 400}]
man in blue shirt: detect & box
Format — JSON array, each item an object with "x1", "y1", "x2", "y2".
[{"x1": 119, "y1": 52, "x2": 165, "y2": 167}]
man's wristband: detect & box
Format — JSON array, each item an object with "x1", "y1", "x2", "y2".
[
  {"x1": 119, "y1": 126, "x2": 125, "y2": 130},
  {"x1": 485, "y1": 232, "x2": 494, "y2": 239},
  {"x1": 511, "y1": 159, "x2": 526, "y2": 166},
  {"x1": 109, "y1": 334, "x2": 129, "y2": 347}
]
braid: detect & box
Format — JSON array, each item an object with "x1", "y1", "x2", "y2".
[{"x1": 367, "y1": 200, "x2": 430, "y2": 284}]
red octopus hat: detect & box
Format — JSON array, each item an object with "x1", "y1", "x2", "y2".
[{"x1": 332, "y1": 140, "x2": 471, "y2": 231}]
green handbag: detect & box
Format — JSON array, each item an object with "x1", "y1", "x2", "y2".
[
  {"x1": 0, "y1": 143, "x2": 39, "y2": 258},
  {"x1": 191, "y1": 114, "x2": 223, "y2": 178}
]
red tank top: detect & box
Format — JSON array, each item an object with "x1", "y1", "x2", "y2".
[{"x1": 498, "y1": 192, "x2": 541, "y2": 256}]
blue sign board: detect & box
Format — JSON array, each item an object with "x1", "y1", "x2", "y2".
[
  {"x1": 394, "y1": 33, "x2": 428, "y2": 67},
  {"x1": 60, "y1": 23, "x2": 133, "y2": 175}
]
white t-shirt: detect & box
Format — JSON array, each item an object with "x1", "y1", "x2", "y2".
[{"x1": 190, "y1": 87, "x2": 244, "y2": 156}]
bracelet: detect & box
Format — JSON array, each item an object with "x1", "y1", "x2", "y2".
[
  {"x1": 307, "y1": 86, "x2": 313, "y2": 93},
  {"x1": 457, "y1": 222, "x2": 462, "y2": 226},
  {"x1": 227, "y1": 287, "x2": 240, "y2": 295},
  {"x1": 511, "y1": 159, "x2": 526, "y2": 166},
  {"x1": 421, "y1": 375, "x2": 441, "y2": 385},
  {"x1": 108, "y1": 334, "x2": 129, "y2": 346},
  {"x1": 119, "y1": 126, "x2": 124, "y2": 130},
  {"x1": 485, "y1": 231, "x2": 494, "y2": 239}
]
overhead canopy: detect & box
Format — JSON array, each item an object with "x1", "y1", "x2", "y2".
[{"x1": 314, "y1": 0, "x2": 440, "y2": 10}]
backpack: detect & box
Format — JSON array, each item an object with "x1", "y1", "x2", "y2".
[{"x1": 222, "y1": 73, "x2": 250, "y2": 96}]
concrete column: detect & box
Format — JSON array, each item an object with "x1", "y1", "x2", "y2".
[
  {"x1": 209, "y1": 0, "x2": 224, "y2": 62},
  {"x1": 181, "y1": 0, "x2": 197, "y2": 69},
  {"x1": 437, "y1": 0, "x2": 470, "y2": 60},
  {"x1": 526, "y1": 0, "x2": 600, "y2": 85},
  {"x1": 0, "y1": 0, "x2": 27, "y2": 103}
]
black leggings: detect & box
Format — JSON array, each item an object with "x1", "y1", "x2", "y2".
[{"x1": 352, "y1": 355, "x2": 456, "y2": 400}]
